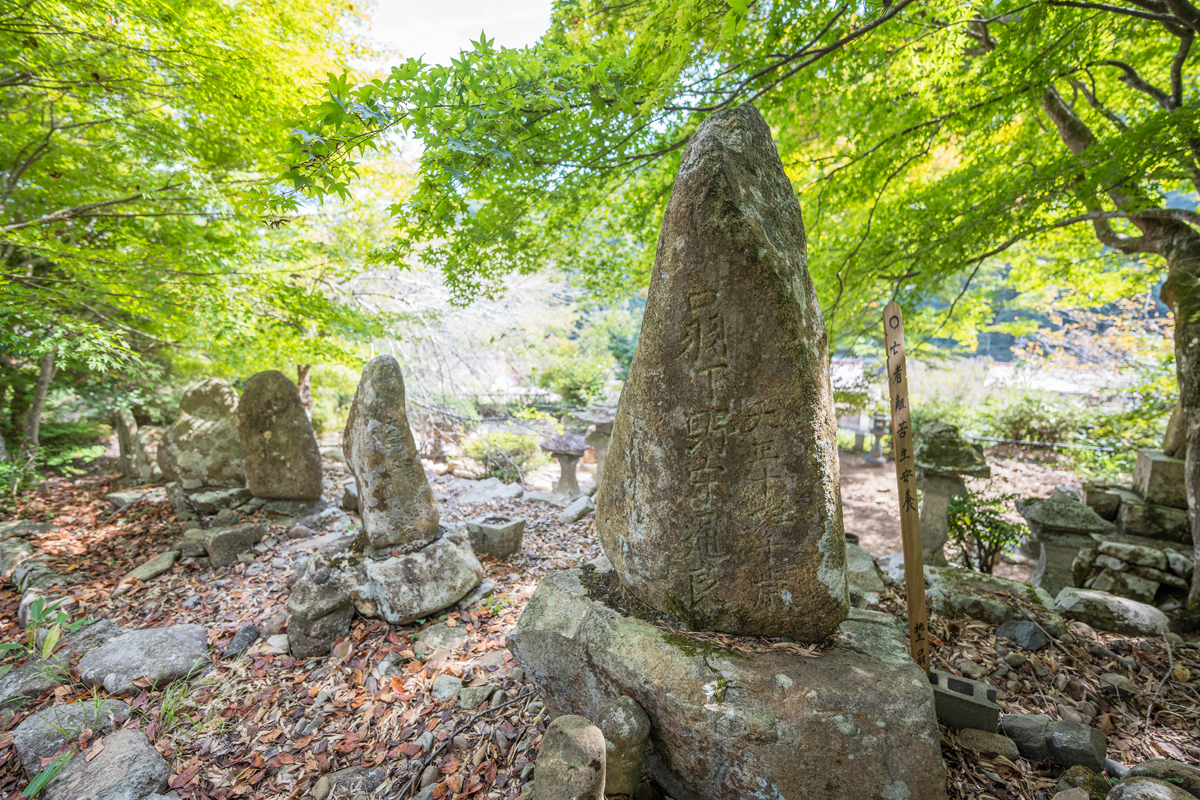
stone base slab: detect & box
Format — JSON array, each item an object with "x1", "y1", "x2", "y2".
[{"x1": 507, "y1": 566, "x2": 947, "y2": 800}]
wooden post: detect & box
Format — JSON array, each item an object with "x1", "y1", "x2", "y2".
[{"x1": 883, "y1": 302, "x2": 930, "y2": 674}]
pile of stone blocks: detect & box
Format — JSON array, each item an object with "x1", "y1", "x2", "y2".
[
  {"x1": 1083, "y1": 450, "x2": 1189, "y2": 543},
  {"x1": 1072, "y1": 540, "x2": 1193, "y2": 610}
]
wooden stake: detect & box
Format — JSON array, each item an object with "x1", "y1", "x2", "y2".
[{"x1": 883, "y1": 302, "x2": 930, "y2": 673}]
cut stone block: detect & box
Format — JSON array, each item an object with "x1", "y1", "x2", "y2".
[
  {"x1": 1098, "y1": 541, "x2": 1168, "y2": 570},
  {"x1": 202, "y1": 523, "x2": 268, "y2": 568},
  {"x1": 1134, "y1": 449, "x2": 1187, "y2": 510},
  {"x1": 1081, "y1": 484, "x2": 1121, "y2": 521},
  {"x1": 1085, "y1": 568, "x2": 1158, "y2": 604},
  {"x1": 1115, "y1": 491, "x2": 1190, "y2": 543},
  {"x1": 506, "y1": 566, "x2": 946, "y2": 800},
  {"x1": 465, "y1": 515, "x2": 525, "y2": 559}
]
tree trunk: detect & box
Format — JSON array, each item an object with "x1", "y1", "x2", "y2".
[
  {"x1": 297, "y1": 364, "x2": 313, "y2": 421},
  {"x1": 1163, "y1": 231, "x2": 1200, "y2": 609},
  {"x1": 20, "y1": 347, "x2": 56, "y2": 463}
]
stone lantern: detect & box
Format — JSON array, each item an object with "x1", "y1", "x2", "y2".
[
  {"x1": 914, "y1": 422, "x2": 991, "y2": 567},
  {"x1": 571, "y1": 406, "x2": 616, "y2": 487}
]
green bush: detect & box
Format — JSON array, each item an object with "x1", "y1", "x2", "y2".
[
  {"x1": 462, "y1": 430, "x2": 548, "y2": 485},
  {"x1": 535, "y1": 352, "x2": 610, "y2": 407},
  {"x1": 946, "y1": 487, "x2": 1027, "y2": 574},
  {"x1": 977, "y1": 391, "x2": 1083, "y2": 444}
]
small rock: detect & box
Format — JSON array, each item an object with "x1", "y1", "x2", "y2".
[
  {"x1": 261, "y1": 610, "x2": 289, "y2": 638},
  {"x1": 223, "y1": 624, "x2": 261, "y2": 659},
  {"x1": 41, "y1": 729, "x2": 169, "y2": 800},
  {"x1": 312, "y1": 765, "x2": 386, "y2": 800},
  {"x1": 286, "y1": 524, "x2": 316, "y2": 541},
  {"x1": 264, "y1": 634, "x2": 289, "y2": 655},
  {"x1": 1047, "y1": 720, "x2": 1106, "y2": 772},
  {"x1": 119, "y1": 551, "x2": 180, "y2": 586},
  {"x1": 597, "y1": 696, "x2": 651, "y2": 796},
  {"x1": 453, "y1": 735, "x2": 470, "y2": 750},
  {"x1": 432, "y1": 674, "x2": 464, "y2": 702},
  {"x1": 1055, "y1": 588, "x2": 1169, "y2": 636},
  {"x1": 457, "y1": 684, "x2": 496, "y2": 709},
  {"x1": 1107, "y1": 777, "x2": 1196, "y2": 800},
  {"x1": 419, "y1": 763, "x2": 440, "y2": 789},
  {"x1": 457, "y1": 579, "x2": 496, "y2": 610},
  {"x1": 412, "y1": 623, "x2": 467, "y2": 658},
  {"x1": 203, "y1": 523, "x2": 268, "y2": 568},
  {"x1": 1053, "y1": 790, "x2": 1090, "y2": 800},
  {"x1": 534, "y1": 715, "x2": 606, "y2": 800},
  {"x1": 1005, "y1": 652, "x2": 1029, "y2": 669},
  {"x1": 1000, "y1": 714, "x2": 1053, "y2": 761},
  {"x1": 13, "y1": 699, "x2": 130, "y2": 778},
  {"x1": 76, "y1": 624, "x2": 209, "y2": 695},
  {"x1": 558, "y1": 495, "x2": 595, "y2": 525},
  {"x1": 1107, "y1": 760, "x2": 1131, "y2": 779},
  {"x1": 1100, "y1": 673, "x2": 1133, "y2": 691},
  {"x1": 957, "y1": 659, "x2": 987, "y2": 680},
  {"x1": 957, "y1": 728, "x2": 1020, "y2": 760},
  {"x1": 1126, "y1": 760, "x2": 1200, "y2": 796},
  {"x1": 996, "y1": 619, "x2": 1051, "y2": 651},
  {"x1": 1054, "y1": 764, "x2": 1110, "y2": 799}
]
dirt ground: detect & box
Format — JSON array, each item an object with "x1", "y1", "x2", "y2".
[
  {"x1": 0, "y1": 448, "x2": 1194, "y2": 800},
  {"x1": 840, "y1": 446, "x2": 1083, "y2": 581}
]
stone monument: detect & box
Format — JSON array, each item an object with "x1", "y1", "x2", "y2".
[
  {"x1": 914, "y1": 421, "x2": 990, "y2": 567},
  {"x1": 509, "y1": 104, "x2": 945, "y2": 800},
  {"x1": 113, "y1": 409, "x2": 138, "y2": 477},
  {"x1": 285, "y1": 357, "x2": 482, "y2": 657},
  {"x1": 595, "y1": 103, "x2": 848, "y2": 640},
  {"x1": 237, "y1": 370, "x2": 323, "y2": 501},
  {"x1": 158, "y1": 378, "x2": 245, "y2": 491}
]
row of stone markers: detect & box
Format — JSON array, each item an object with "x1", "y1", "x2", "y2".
[{"x1": 114, "y1": 371, "x2": 325, "y2": 515}]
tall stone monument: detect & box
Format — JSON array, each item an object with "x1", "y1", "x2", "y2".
[
  {"x1": 596, "y1": 103, "x2": 848, "y2": 640},
  {"x1": 343, "y1": 355, "x2": 439, "y2": 550},
  {"x1": 508, "y1": 105, "x2": 945, "y2": 800},
  {"x1": 237, "y1": 371, "x2": 323, "y2": 501},
  {"x1": 286, "y1": 357, "x2": 482, "y2": 657}
]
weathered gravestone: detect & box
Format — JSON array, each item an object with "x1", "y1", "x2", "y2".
[
  {"x1": 158, "y1": 378, "x2": 245, "y2": 490},
  {"x1": 595, "y1": 102, "x2": 848, "y2": 640},
  {"x1": 343, "y1": 355, "x2": 439, "y2": 550},
  {"x1": 134, "y1": 426, "x2": 163, "y2": 482},
  {"x1": 509, "y1": 105, "x2": 944, "y2": 800},
  {"x1": 238, "y1": 371, "x2": 323, "y2": 501}
]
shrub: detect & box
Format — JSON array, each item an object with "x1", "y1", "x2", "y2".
[
  {"x1": 462, "y1": 430, "x2": 548, "y2": 485},
  {"x1": 535, "y1": 353, "x2": 610, "y2": 408},
  {"x1": 946, "y1": 487, "x2": 1027, "y2": 574},
  {"x1": 977, "y1": 391, "x2": 1083, "y2": 445}
]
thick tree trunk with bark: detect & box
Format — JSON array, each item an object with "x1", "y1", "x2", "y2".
[
  {"x1": 1041, "y1": 85, "x2": 1200, "y2": 612},
  {"x1": 297, "y1": 364, "x2": 313, "y2": 421},
  {"x1": 20, "y1": 347, "x2": 56, "y2": 463}
]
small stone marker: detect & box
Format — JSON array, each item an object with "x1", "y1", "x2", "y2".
[
  {"x1": 595, "y1": 103, "x2": 848, "y2": 640},
  {"x1": 238, "y1": 370, "x2": 323, "y2": 500},
  {"x1": 534, "y1": 715, "x2": 606, "y2": 800},
  {"x1": 883, "y1": 301, "x2": 930, "y2": 672},
  {"x1": 342, "y1": 356, "x2": 440, "y2": 549},
  {"x1": 158, "y1": 378, "x2": 245, "y2": 490}
]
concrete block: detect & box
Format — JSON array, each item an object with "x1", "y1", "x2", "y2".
[{"x1": 930, "y1": 668, "x2": 999, "y2": 733}]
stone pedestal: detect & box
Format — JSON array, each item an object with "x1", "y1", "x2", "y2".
[
  {"x1": 916, "y1": 475, "x2": 966, "y2": 568},
  {"x1": 1114, "y1": 490, "x2": 1189, "y2": 543},
  {"x1": 1029, "y1": 531, "x2": 1100, "y2": 598},
  {"x1": 553, "y1": 454, "x2": 582, "y2": 496},
  {"x1": 507, "y1": 565, "x2": 947, "y2": 800},
  {"x1": 584, "y1": 428, "x2": 610, "y2": 485}
]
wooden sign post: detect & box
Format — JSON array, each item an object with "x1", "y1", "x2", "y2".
[{"x1": 883, "y1": 301, "x2": 930, "y2": 674}]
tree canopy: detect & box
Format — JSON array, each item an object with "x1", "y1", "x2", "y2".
[
  {"x1": 0, "y1": 0, "x2": 391, "y2": 385},
  {"x1": 267, "y1": 0, "x2": 1197, "y2": 355}
]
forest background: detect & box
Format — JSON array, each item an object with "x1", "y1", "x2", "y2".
[{"x1": 0, "y1": 0, "x2": 1191, "y2": 516}]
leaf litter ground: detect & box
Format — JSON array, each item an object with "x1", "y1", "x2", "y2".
[{"x1": 0, "y1": 452, "x2": 1195, "y2": 800}]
